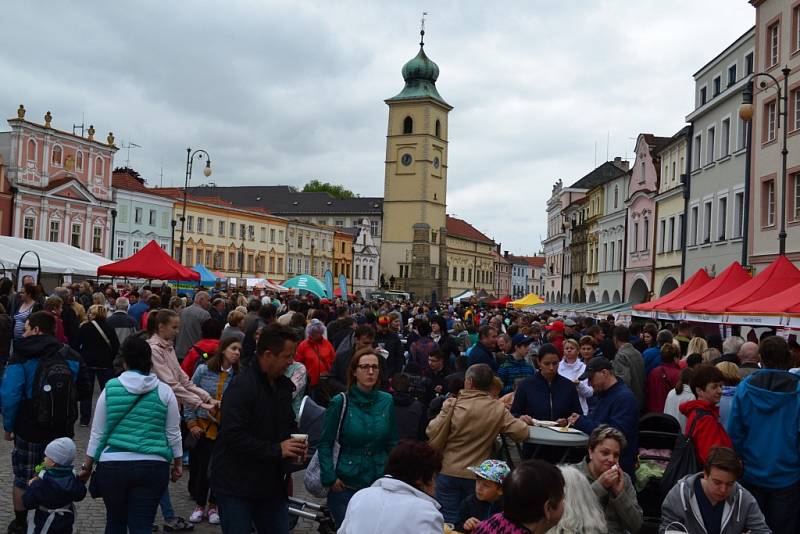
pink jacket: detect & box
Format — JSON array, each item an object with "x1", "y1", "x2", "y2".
[{"x1": 147, "y1": 334, "x2": 211, "y2": 409}]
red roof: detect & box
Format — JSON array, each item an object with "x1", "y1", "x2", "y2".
[
  {"x1": 633, "y1": 268, "x2": 711, "y2": 311},
  {"x1": 112, "y1": 170, "x2": 150, "y2": 193},
  {"x1": 524, "y1": 256, "x2": 545, "y2": 267},
  {"x1": 687, "y1": 256, "x2": 800, "y2": 313},
  {"x1": 661, "y1": 262, "x2": 751, "y2": 312},
  {"x1": 446, "y1": 216, "x2": 493, "y2": 243},
  {"x1": 98, "y1": 240, "x2": 200, "y2": 281}
]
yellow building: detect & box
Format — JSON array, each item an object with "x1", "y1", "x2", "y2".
[
  {"x1": 585, "y1": 183, "x2": 604, "y2": 293},
  {"x1": 445, "y1": 216, "x2": 496, "y2": 297},
  {"x1": 155, "y1": 189, "x2": 288, "y2": 280},
  {"x1": 333, "y1": 230, "x2": 354, "y2": 291},
  {"x1": 286, "y1": 220, "x2": 334, "y2": 278},
  {"x1": 380, "y1": 33, "x2": 452, "y2": 300}
]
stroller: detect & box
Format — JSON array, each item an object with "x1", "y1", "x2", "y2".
[
  {"x1": 287, "y1": 396, "x2": 337, "y2": 533},
  {"x1": 636, "y1": 413, "x2": 681, "y2": 534}
]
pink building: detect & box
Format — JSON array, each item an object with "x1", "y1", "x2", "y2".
[
  {"x1": 0, "y1": 106, "x2": 117, "y2": 256},
  {"x1": 625, "y1": 134, "x2": 670, "y2": 303}
]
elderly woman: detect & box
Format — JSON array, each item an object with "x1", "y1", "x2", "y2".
[
  {"x1": 546, "y1": 465, "x2": 607, "y2": 534},
  {"x1": 293, "y1": 319, "x2": 336, "y2": 391},
  {"x1": 338, "y1": 440, "x2": 443, "y2": 533},
  {"x1": 573, "y1": 425, "x2": 642, "y2": 534}
]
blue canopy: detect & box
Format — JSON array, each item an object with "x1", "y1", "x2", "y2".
[{"x1": 192, "y1": 264, "x2": 220, "y2": 286}]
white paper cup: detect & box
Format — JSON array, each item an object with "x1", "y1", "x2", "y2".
[{"x1": 291, "y1": 434, "x2": 308, "y2": 463}]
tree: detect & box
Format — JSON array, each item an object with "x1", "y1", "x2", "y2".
[{"x1": 302, "y1": 180, "x2": 357, "y2": 199}]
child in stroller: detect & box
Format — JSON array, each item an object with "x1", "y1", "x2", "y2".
[{"x1": 636, "y1": 413, "x2": 681, "y2": 534}]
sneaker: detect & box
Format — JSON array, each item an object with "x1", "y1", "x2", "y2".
[
  {"x1": 163, "y1": 517, "x2": 194, "y2": 532},
  {"x1": 79, "y1": 421, "x2": 89, "y2": 427},
  {"x1": 7, "y1": 520, "x2": 27, "y2": 534},
  {"x1": 188, "y1": 507, "x2": 205, "y2": 524},
  {"x1": 207, "y1": 507, "x2": 220, "y2": 525}
]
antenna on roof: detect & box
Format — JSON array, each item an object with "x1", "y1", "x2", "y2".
[
  {"x1": 72, "y1": 112, "x2": 85, "y2": 137},
  {"x1": 420, "y1": 11, "x2": 429, "y2": 46},
  {"x1": 121, "y1": 139, "x2": 141, "y2": 168},
  {"x1": 606, "y1": 131, "x2": 610, "y2": 162},
  {"x1": 159, "y1": 156, "x2": 164, "y2": 188}
]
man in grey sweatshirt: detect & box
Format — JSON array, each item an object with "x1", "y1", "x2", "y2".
[{"x1": 660, "y1": 447, "x2": 770, "y2": 534}]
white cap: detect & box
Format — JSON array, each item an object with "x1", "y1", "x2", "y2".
[{"x1": 45, "y1": 437, "x2": 76, "y2": 467}]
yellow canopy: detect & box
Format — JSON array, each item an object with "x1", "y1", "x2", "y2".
[{"x1": 510, "y1": 293, "x2": 544, "y2": 308}]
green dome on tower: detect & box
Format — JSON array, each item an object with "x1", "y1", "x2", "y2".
[{"x1": 387, "y1": 32, "x2": 449, "y2": 107}]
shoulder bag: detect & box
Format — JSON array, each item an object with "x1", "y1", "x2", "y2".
[
  {"x1": 660, "y1": 408, "x2": 711, "y2": 498},
  {"x1": 304, "y1": 392, "x2": 348, "y2": 498},
  {"x1": 428, "y1": 396, "x2": 458, "y2": 451}
]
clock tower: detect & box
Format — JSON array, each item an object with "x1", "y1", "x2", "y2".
[{"x1": 380, "y1": 30, "x2": 452, "y2": 301}]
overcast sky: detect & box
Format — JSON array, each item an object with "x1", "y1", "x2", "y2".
[{"x1": 3, "y1": 1, "x2": 754, "y2": 254}]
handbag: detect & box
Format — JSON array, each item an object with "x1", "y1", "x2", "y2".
[
  {"x1": 427, "y1": 396, "x2": 458, "y2": 451},
  {"x1": 303, "y1": 392, "x2": 348, "y2": 498},
  {"x1": 88, "y1": 392, "x2": 146, "y2": 498}
]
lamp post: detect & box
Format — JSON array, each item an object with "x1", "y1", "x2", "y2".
[
  {"x1": 739, "y1": 67, "x2": 790, "y2": 256},
  {"x1": 178, "y1": 148, "x2": 212, "y2": 264},
  {"x1": 110, "y1": 209, "x2": 117, "y2": 260},
  {"x1": 170, "y1": 219, "x2": 177, "y2": 256}
]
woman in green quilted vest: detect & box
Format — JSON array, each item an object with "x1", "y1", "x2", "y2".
[
  {"x1": 184, "y1": 337, "x2": 241, "y2": 525},
  {"x1": 318, "y1": 346, "x2": 398, "y2": 527},
  {"x1": 78, "y1": 336, "x2": 183, "y2": 533}
]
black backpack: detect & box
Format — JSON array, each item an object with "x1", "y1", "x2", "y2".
[
  {"x1": 660, "y1": 409, "x2": 711, "y2": 498},
  {"x1": 31, "y1": 346, "x2": 78, "y2": 434}
]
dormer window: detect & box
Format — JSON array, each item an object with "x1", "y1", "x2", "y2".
[{"x1": 403, "y1": 116, "x2": 413, "y2": 134}]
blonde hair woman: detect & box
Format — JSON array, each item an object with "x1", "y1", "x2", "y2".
[{"x1": 686, "y1": 337, "x2": 708, "y2": 358}]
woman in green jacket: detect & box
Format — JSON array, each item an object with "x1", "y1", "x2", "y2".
[{"x1": 318, "y1": 347, "x2": 398, "y2": 527}]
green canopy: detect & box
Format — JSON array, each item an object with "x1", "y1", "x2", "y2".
[{"x1": 283, "y1": 274, "x2": 328, "y2": 297}]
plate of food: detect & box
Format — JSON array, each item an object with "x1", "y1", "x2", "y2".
[
  {"x1": 547, "y1": 426, "x2": 583, "y2": 434},
  {"x1": 534, "y1": 420, "x2": 559, "y2": 427}
]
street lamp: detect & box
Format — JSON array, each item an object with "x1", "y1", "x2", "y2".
[
  {"x1": 739, "y1": 67, "x2": 790, "y2": 255},
  {"x1": 178, "y1": 147, "x2": 212, "y2": 264}
]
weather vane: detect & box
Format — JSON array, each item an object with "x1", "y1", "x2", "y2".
[{"x1": 420, "y1": 11, "x2": 429, "y2": 46}]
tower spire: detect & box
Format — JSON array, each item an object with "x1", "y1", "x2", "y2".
[{"x1": 420, "y1": 11, "x2": 428, "y2": 47}]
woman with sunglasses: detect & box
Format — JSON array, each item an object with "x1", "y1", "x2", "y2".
[{"x1": 318, "y1": 347, "x2": 398, "y2": 527}]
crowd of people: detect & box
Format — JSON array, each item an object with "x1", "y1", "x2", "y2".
[{"x1": 0, "y1": 276, "x2": 797, "y2": 533}]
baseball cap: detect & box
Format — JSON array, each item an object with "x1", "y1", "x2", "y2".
[
  {"x1": 511, "y1": 333, "x2": 533, "y2": 348},
  {"x1": 578, "y1": 357, "x2": 614, "y2": 381},
  {"x1": 466, "y1": 459, "x2": 510, "y2": 484},
  {"x1": 564, "y1": 319, "x2": 577, "y2": 327},
  {"x1": 546, "y1": 320, "x2": 565, "y2": 332}
]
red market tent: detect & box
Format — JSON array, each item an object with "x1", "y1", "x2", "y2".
[
  {"x1": 489, "y1": 296, "x2": 512, "y2": 307},
  {"x1": 728, "y1": 279, "x2": 800, "y2": 314},
  {"x1": 97, "y1": 240, "x2": 200, "y2": 281},
  {"x1": 333, "y1": 287, "x2": 355, "y2": 298},
  {"x1": 686, "y1": 256, "x2": 800, "y2": 313},
  {"x1": 660, "y1": 261, "x2": 751, "y2": 312},
  {"x1": 633, "y1": 268, "x2": 711, "y2": 311}
]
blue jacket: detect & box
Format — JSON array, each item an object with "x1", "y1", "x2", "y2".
[
  {"x1": 22, "y1": 466, "x2": 86, "y2": 534},
  {"x1": 726, "y1": 369, "x2": 800, "y2": 489},
  {"x1": 642, "y1": 347, "x2": 661, "y2": 377},
  {"x1": 1, "y1": 335, "x2": 90, "y2": 442},
  {"x1": 511, "y1": 372, "x2": 581, "y2": 422},
  {"x1": 573, "y1": 379, "x2": 639, "y2": 477},
  {"x1": 467, "y1": 342, "x2": 498, "y2": 372}
]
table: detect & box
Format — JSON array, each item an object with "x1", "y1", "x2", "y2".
[{"x1": 524, "y1": 426, "x2": 589, "y2": 463}]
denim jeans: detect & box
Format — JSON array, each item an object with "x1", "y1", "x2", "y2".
[
  {"x1": 216, "y1": 494, "x2": 288, "y2": 533},
  {"x1": 743, "y1": 479, "x2": 800, "y2": 534},
  {"x1": 327, "y1": 487, "x2": 357, "y2": 527},
  {"x1": 436, "y1": 473, "x2": 476, "y2": 524},
  {"x1": 95, "y1": 460, "x2": 169, "y2": 534},
  {"x1": 80, "y1": 367, "x2": 115, "y2": 424},
  {"x1": 159, "y1": 490, "x2": 175, "y2": 521}
]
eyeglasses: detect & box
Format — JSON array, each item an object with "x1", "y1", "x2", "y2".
[{"x1": 357, "y1": 364, "x2": 380, "y2": 372}]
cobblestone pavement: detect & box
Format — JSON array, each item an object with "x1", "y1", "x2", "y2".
[{"x1": 0, "y1": 414, "x2": 325, "y2": 533}]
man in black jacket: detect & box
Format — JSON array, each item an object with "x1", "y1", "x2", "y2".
[{"x1": 211, "y1": 323, "x2": 307, "y2": 533}]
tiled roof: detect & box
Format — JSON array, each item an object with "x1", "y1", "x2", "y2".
[
  {"x1": 185, "y1": 185, "x2": 383, "y2": 215},
  {"x1": 112, "y1": 170, "x2": 150, "y2": 194},
  {"x1": 569, "y1": 161, "x2": 629, "y2": 190},
  {"x1": 504, "y1": 254, "x2": 530, "y2": 266},
  {"x1": 641, "y1": 134, "x2": 672, "y2": 155},
  {"x1": 524, "y1": 256, "x2": 545, "y2": 267},
  {"x1": 446, "y1": 215, "x2": 494, "y2": 244}
]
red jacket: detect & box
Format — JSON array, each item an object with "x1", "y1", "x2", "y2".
[
  {"x1": 645, "y1": 361, "x2": 681, "y2": 413},
  {"x1": 294, "y1": 337, "x2": 336, "y2": 386},
  {"x1": 680, "y1": 399, "x2": 733, "y2": 466},
  {"x1": 181, "y1": 338, "x2": 221, "y2": 377}
]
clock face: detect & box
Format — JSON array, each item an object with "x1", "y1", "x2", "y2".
[
  {"x1": 433, "y1": 157, "x2": 440, "y2": 169},
  {"x1": 401, "y1": 153, "x2": 413, "y2": 166}
]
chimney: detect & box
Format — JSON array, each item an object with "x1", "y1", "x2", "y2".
[
  {"x1": 613, "y1": 156, "x2": 629, "y2": 172},
  {"x1": 503, "y1": 251, "x2": 509, "y2": 259}
]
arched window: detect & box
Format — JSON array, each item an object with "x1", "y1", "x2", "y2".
[
  {"x1": 94, "y1": 156, "x2": 103, "y2": 177},
  {"x1": 27, "y1": 139, "x2": 37, "y2": 162},
  {"x1": 435, "y1": 119, "x2": 441, "y2": 138},
  {"x1": 76, "y1": 151, "x2": 84, "y2": 171},
  {"x1": 51, "y1": 145, "x2": 63, "y2": 166},
  {"x1": 403, "y1": 116, "x2": 413, "y2": 134}
]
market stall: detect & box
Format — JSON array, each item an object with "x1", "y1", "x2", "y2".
[
  {"x1": 510, "y1": 293, "x2": 544, "y2": 309},
  {"x1": 283, "y1": 274, "x2": 328, "y2": 297},
  {"x1": 632, "y1": 268, "x2": 711, "y2": 318},
  {"x1": 97, "y1": 240, "x2": 200, "y2": 281}
]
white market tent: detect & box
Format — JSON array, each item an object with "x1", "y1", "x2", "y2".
[{"x1": 0, "y1": 235, "x2": 111, "y2": 278}]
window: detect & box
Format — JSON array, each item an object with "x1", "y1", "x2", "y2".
[
  {"x1": 277, "y1": 257, "x2": 283, "y2": 274},
  {"x1": 94, "y1": 157, "x2": 104, "y2": 177},
  {"x1": 468, "y1": 269, "x2": 472, "y2": 283},
  {"x1": 728, "y1": 64, "x2": 737, "y2": 87},
  {"x1": 49, "y1": 220, "x2": 59, "y2": 242},
  {"x1": 707, "y1": 126, "x2": 716, "y2": 163},
  {"x1": 268, "y1": 256, "x2": 275, "y2": 273},
  {"x1": 737, "y1": 116, "x2": 750, "y2": 151},
  {"x1": 335, "y1": 220, "x2": 344, "y2": 227},
  {"x1": 270, "y1": 228, "x2": 276, "y2": 242},
  {"x1": 693, "y1": 134, "x2": 702, "y2": 169},
  {"x1": 205, "y1": 250, "x2": 212, "y2": 267},
  {"x1": 71, "y1": 223, "x2": 81, "y2": 247},
  {"x1": 149, "y1": 210, "x2": 156, "y2": 226},
  {"x1": 92, "y1": 227, "x2": 102, "y2": 253},
  {"x1": 76, "y1": 151, "x2": 83, "y2": 171},
  {"x1": 370, "y1": 220, "x2": 379, "y2": 237},
  {"x1": 132, "y1": 240, "x2": 141, "y2": 254},
  {"x1": 248, "y1": 225, "x2": 255, "y2": 241},
  {"x1": 435, "y1": 119, "x2": 441, "y2": 138},
  {"x1": 116, "y1": 239, "x2": 124, "y2": 258},
  {"x1": 23, "y1": 217, "x2": 34, "y2": 239},
  {"x1": 228, "y1": 252, "x2": 234, "y2": 269},
  {"x1": 51, "y1": 145, "x2": 62, "y2": 166},
  {"x1": 639, "y1": 161, "x2": 645, "y2": 183},
  {"x1": 613, "y1": 186, "x2": 619, "y2": 208},
  {"x1": 632, "y1": 222, "x2": 639, "y2": 252},
  {"x1": 162, "y1": 213, "x2": 169, "y2": 228},
  {"x1": 745, "y1": 52, "x2": 754, "y2": 75},
  {"x1": 610, "y1": 242, "x2": 615, "y2": 269},
  {"x1": 768, "y1": 22, "x2": 780, "y2": 67},
  {"x1": 279, "y1": 230, "x2": 284, "y2": 242},
  {"x1": 659, "y1": 220, "x2": 666, "y2": 253},
  {"x1": 298, "y1": 235, "x2": 303, "y2": 248},
  {"x1": 703, "y1": 202, "x2": 712, "y2": 243},
  {"x1": 287, "y1": 258, "x2": 294, "y2": 274},
  {"x1": 186, "y1": 215, "x2": 194, "y2": 232},
  {"x1": 134, "y1": 208, "x2": 142, "y2": 224},
  {"x1": 643, "y1": 218, "x2": 649, "y2": 250},
  {"x1": 218, "y1": 220, "x2": 225, "y2": 236},
  {"x1": 718, "y1": 197, "x2": 727, "y2": 240},
  {"x1": 734, "y1": 191, "x2": 745, "y2": 237},
  {"x1": 229, "y1": 222, "x2": 235, "y2": 237},
  {"x1": 766, "y1": 100, "x2": 777, "y2": 142},
  {"x1": 215, "y1": 252, "x2": 224, "y2": 270},
  {"x1": 721, "y1": 119, "x2": 730, "y2": 157},
  {"x1": 700, "y1": 87, "x2": 707, "y2": 106},
  {"x1": 197, "y1": 217, "x2": 204, "y2": 234},
  {"x1": 690, "y1": 206, "x2": 699, "y2": 246},
  {"x1": 765, "y1": 179, "x2": 776, "y2": 226},
  {"x1": 795, "y1": 5, "x2": 800, "y2": 51},
  {"x1": 206, "y1": 219, "x2": 212, "y2": 235},
  {"x1": 403, "y1": 116, "x2": 413, "y2": 134},
  {"x1": 460, "y1": 268, "x2": 465, "y2": 282},
  {"x1": 369, "y1": 266, "x2": 373, "y2": 279},
  {"x1": 187, "y1": 249, "x2": 194, "y2": 266},
  {"x1": 713, "y1": 76, "x2": 721, "y2": 97},
  {"x1": 794, "y1": 90, "x2": 800, "y2": 131},
  {"x1": 452, "y1": 267, "x2": 457, "y2": 281},
  {"x1": 431, "y1": 230, "x2": 437, "y2": 243}
]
